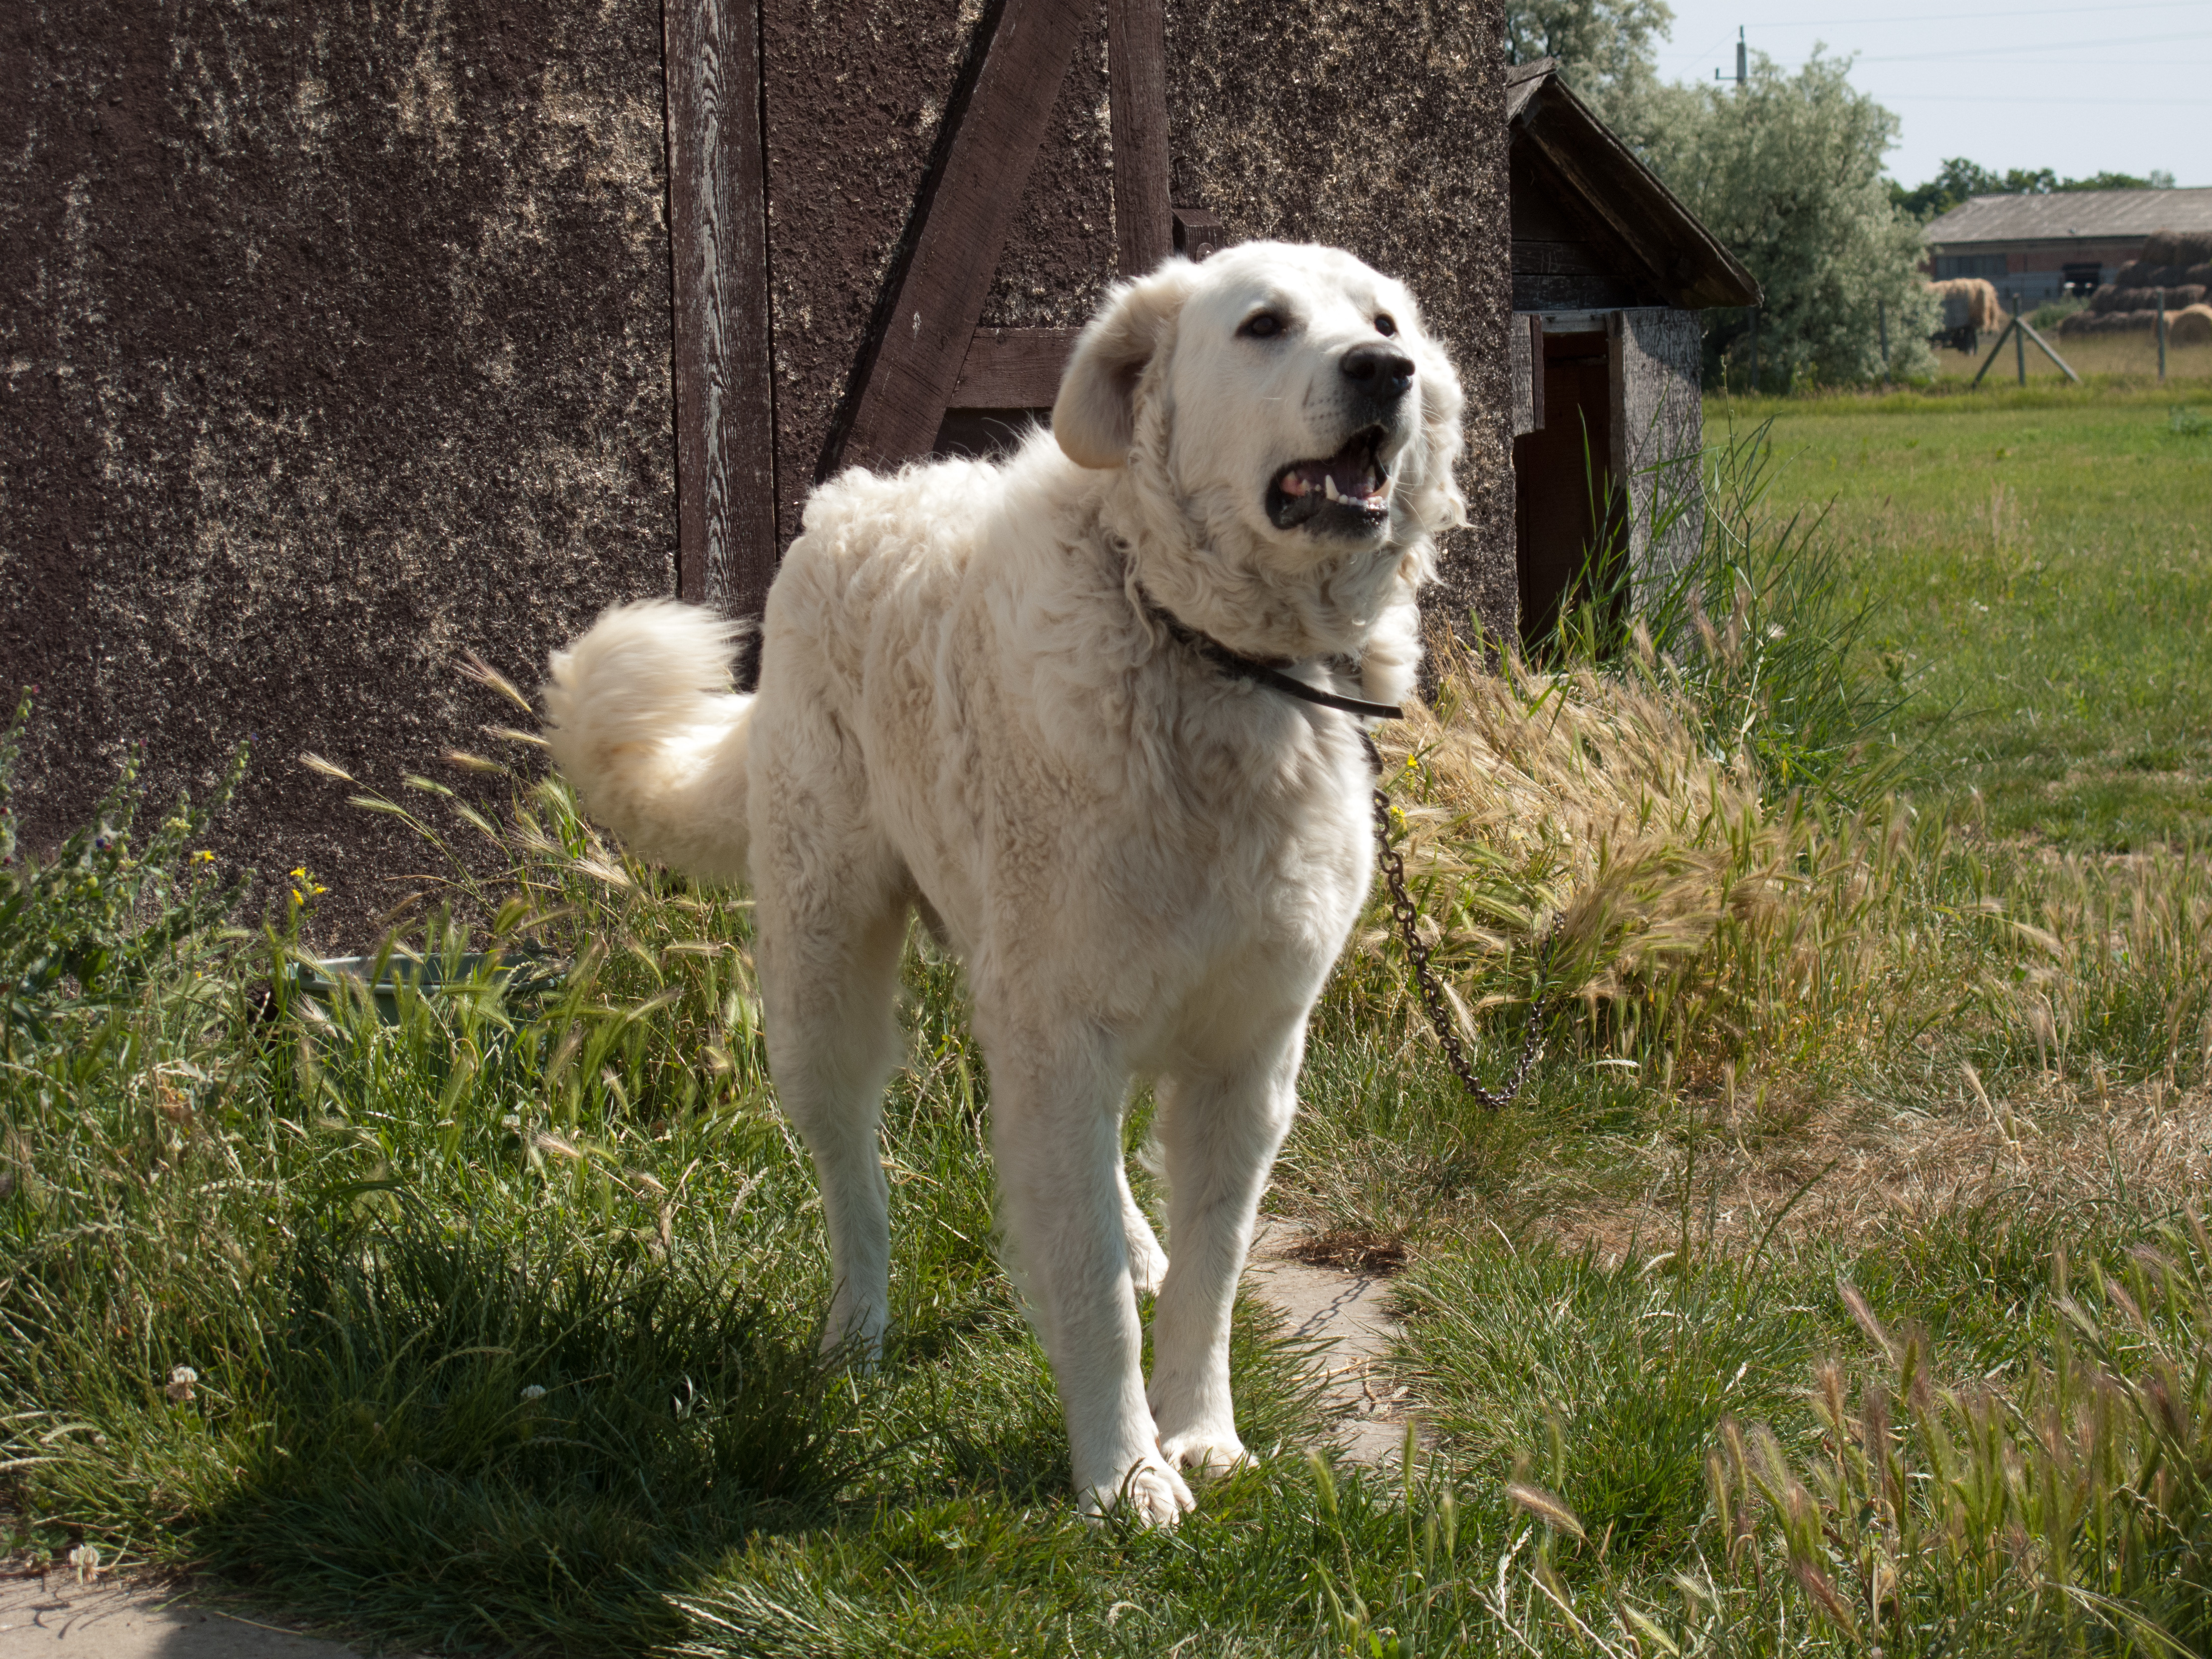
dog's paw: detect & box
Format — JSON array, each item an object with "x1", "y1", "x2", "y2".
[
  {"x1": 1157, "y1": 1422, "x2": 1251, "y2": 1477},
  {"x1": 1081, "y1": 1454, "x2": 1196, "y2": 1528}
]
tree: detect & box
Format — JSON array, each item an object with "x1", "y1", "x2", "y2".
[
  {"x1": 1891, "y1": 159, "x2": 2177, "y2": 222},
  {"x1": 1620, "y1": 52, "x2": 1938, "y2": 389},
  {"x1": 1505, "y1": 0, "x2": 1674, "y2": 122}
]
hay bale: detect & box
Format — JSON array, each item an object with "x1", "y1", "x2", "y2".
[
  {"x1": 2097, "y1": 285, "x2": 2207, "y2": 314},
  {"x1": 2170, "y1": 304, "x2": 2212, "y2": 347},
  {"x1": 2142, "y1": 229, "x2": 2212, "y2": 269},
  {"x1": 2117, "y1": 260, "x2": 2190, "y2": 289},
  {"x1": 1926, "y1": 276, "x2": 2004, "y2": 331},
  {"x1": 2057, "y1": 309, "x2": 2095, "y2": 337},
  {"x1": 2084, "y1": 310, "x2": 2160, "y2": 335},
  {"x1": 2190, "y1": 263, "x2": 2212, "y2": 288}
]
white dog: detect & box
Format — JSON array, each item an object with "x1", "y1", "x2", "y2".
[{"x1": 543, "y1": 242, "x2": 1465, "y2": 1525}]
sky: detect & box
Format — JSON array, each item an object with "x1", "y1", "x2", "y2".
[{"x1": 1649, "y1": 0, "x2": 2208, "y2": 191}]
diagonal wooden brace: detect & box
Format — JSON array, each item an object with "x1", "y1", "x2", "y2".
[{"x1": 835, "y1": 0, "x2": 1095, "y2": 475}]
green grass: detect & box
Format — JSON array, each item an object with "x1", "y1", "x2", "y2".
[{"x1": 1705, "y1": 385, "x2": 2212, "y2": 850}]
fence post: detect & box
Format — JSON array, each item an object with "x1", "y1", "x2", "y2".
[
  {"x1": 1749, "y1": 308, "x2": 1759, "y2": 395},
  {"x1": 1877, "y1": 299, "x2": 1889, "y2": 382},
  {"x1": 2158, "y1": 288, "x2": 2168, "y2": 384},
  {"x1": 2012, "y1": 292, "x2": 2026, "y2": 385}
]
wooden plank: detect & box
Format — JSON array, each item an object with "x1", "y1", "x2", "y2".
[
  {"x1": 1512, "y1": 271, "x2": 1641, "y2": 312},
  {"x1": 1509, "y1": 312, "x2": 1534, "y2": 438},
  {"x1": 1109, "y1": 0, "x2": 1173, "y2": 276},
  {"x1": 835, "y1": 0, "x2": 1093, "y2": 475},
  {"x1": 1607, "y1": 308, "x2": 1703, "y2": 611},
  {"x1": 951, "y1": 327, "x2": 1079, "y2": 408},
  {"x1": 664, "y1": 0, "x2": 777, "y2": 621},
  {"x1": 1172, "y1": 206, "x2": 1223, "y2": 263},
  {"x1": 1530, "y1": 315, "x2": 1545, "y2": 432},
  {"x1": 1509, "y1": 314, "x2": 1544, "y2": 437},
  {"x1": 1511, "y1": 238, "x2": 1618, "y2": 278}
]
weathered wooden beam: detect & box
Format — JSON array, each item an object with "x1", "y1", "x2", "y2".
[
  {"x1": 1172, "y1": 206, "x2": 1223, "y2": 263},
  {"x1": 836, "y1": 0, "x2": 1093, "y2": 475},
  {"x1": 951, "y1": 327, "x2": 1080, "y2": 408},
  {"x1": 664, "y1": 0, "x2": 777, "y2": 619},
  {"x1": 1109, "y1": 0, "x2": 1173, "y2": 276}
]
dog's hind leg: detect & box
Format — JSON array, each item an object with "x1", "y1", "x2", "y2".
[
  {"x1": 1145, "y1": 1023, "x2": 1304, "y2": 1475},
  {"x1": 1119, "y1": 1145, "x2": 1169, "y2": 1298},
  {"x1": 756, "y1": 868, "x2": 909, "y2": 1358},
  {"x1": 982, "y1": 1023, "x2": 1194, "y2": 1526},
  {"x1": 750, "y1": 728, "x2": 911, "y2": 1359}
]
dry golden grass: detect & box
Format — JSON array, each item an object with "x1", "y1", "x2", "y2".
[
  {"x1": 1343, "y1": 623, "x2": 1929, "y2": 1087},
  {"x1": 1527, "y1": 1077, "x2": 2212, "y2": 1267},
  {"x1": 1307, "y1": 610, "x2": 2212, "y2": 1264}
]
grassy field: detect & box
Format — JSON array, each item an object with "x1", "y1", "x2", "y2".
[
  {"x1": 1926, "y1": 332, "x2": 2212, "y2": 387},
  {"x1": 5, "y1": 386, "x2": 2211, "y2": 1655},
  {"x1": 1706, "y1": 382, "x2": 2212, "y2": 850}
]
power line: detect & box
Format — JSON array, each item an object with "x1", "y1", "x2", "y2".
[
  {"x1": 1689, "y1": 0, "x2": 2205, "y2": 28},
  {"x1": 1660, "y1": 0, "x2": 2209, "y2": 59},
  {"x1": 1872, "y1": 92, "x2": 2212, "y2": 105},
  {"x1": 1855, "y1": 28, "x2": 2212, "y2": 57}
]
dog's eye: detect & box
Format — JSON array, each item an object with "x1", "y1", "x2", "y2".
[
  {"x1": 1238, "y1": 312, "x2": 1283, "y2": 340},
  {"x1": 1374, "y1": 314, "x2": 1398, "y2": 337}
]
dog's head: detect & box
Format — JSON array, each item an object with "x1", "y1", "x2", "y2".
[{"x1": 1053, "y1": 242, "x2": 1465, "y2": 671}]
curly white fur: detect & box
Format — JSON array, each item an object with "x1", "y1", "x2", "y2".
[{"x1": 544, "y1": 243, "x2": 1467, "y2": 1527}]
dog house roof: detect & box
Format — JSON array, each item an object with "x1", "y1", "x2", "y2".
[{"x1": 1506, "y1": 59, "x2": 1759, "y2": 312}]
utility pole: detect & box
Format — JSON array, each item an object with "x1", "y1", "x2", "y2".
[{"x1": 1717, "y1": 27, "x2": 1747, "y2": 84}]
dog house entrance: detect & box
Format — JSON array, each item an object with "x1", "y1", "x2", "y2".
[{"x1": 1513, "y1": 323, "x2": 1624, "y2": 651}]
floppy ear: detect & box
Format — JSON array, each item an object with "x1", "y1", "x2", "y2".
[{"x1": 1052, "y1": 259, "x2": 1202, "y2": 469}]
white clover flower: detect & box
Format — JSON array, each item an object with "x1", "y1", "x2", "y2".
[
  {"x1": 165, "y1": 1364, "x2": 199, "y2": 1403},
  {"x1": 519, "y1": 1384, "x2": 547, "y2": 1402}
]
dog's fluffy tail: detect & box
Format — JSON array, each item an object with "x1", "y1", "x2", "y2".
[{"x1": 542, "y1": 600, "x2": 755, "y2": 884}]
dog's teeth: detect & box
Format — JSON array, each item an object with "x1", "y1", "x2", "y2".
[{"x1": 1323, "y1": 474, "x2": 1341, "y2": 502}]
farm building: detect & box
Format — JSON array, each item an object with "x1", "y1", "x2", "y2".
[
  {"x1": 3, "y1": 4, "x2": 1736, "y2": 945},
  {"x1": 1922, "y1": 187, "x2": 2212, "y2": 309},
  {"x1": 1503, "y1": 59, "x2": 1759, "y2": 647}
]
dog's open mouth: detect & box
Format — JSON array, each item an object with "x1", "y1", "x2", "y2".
[{"x1": 1266, "y1": 427, "x2": 1394, "y2": 532}]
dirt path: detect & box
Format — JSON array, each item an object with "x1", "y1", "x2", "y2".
[
  {"x1": 1243, "y1": 1219, "x2": 1427, "y2": 1467},
  {"x1": 0, "y1": 1571, "x2": 400, "y2": 1658}
]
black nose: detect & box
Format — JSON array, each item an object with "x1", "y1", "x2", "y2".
[{"x1": 1340, "y1": 344, "x2": 1415, "y2": 403}]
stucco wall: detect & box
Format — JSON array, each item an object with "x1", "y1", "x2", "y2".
[
  {"x1": 767, "y1": 0, "x2": 1512, "y2": 633},
  {"x1": 1167, "y1": 0, "x2": 1514, "y2": 640},
  {"x1": 4, "y1": 0, "x2": 1510, "y2": 944},
  {"x1": 1, "y1": 1, "x2": 677, "y2": 943}
]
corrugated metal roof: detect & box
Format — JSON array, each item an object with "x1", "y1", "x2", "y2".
[{"x1": 1923, "y1": 188, "x2": 2212, "y2": 247}]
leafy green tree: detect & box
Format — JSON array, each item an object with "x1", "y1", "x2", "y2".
[
  {"x1": 1891, "y1": 159, "x2": 2176, "y2": 221},
  {"x1": 1618, "y1": 52, "x2": 1939, "y2": 389},
  {"x1": 1505, "y1": 0, "x2": 1675, "y2": 118}
]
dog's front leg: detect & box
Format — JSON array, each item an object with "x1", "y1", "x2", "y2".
[
  {"x1": 1146, "y1": 1024, "x2": 1303, "y2": 1475},
  {"x1": 987, "y1": 1031, "x2": 1194, "y2": 1526}
]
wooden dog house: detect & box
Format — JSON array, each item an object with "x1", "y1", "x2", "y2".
[{"x1": 1503, "y1": 59, "x2": 1759, "y2": 647}]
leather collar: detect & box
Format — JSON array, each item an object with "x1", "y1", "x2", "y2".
[{"x1": 1142, "y1": 596, "x2": 1404, "y2": 722}]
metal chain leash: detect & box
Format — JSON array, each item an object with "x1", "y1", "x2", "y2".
[{"x1": 1367, "y1": 764, "x2": 1564, "y2": 1111}]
